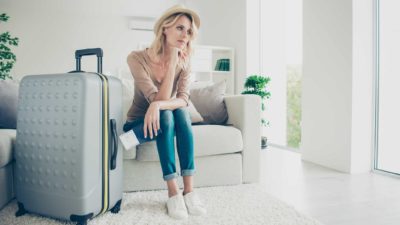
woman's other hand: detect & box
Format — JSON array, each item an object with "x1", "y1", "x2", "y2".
[{"x1": 144, "y1": 101, "x2": 160, "y2": 139}]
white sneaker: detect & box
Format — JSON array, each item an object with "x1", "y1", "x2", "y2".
[
  {"x1": 167, "y1": 194, "x2": 188, "y2": 219},
  {"x1": 183, "y1": 192, "x2": 207, "y2": 216}
]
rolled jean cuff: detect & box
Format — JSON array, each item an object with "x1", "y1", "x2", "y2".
[
  {"x1": 181, "y1": 169, "x2": 195, "y2": 177},
  {"x1": 163, "y1": 172, "x2": 179, "y2": 181}
]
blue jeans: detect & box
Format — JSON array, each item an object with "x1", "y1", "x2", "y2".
[{"x1": 123, "y1": 108, "x2": 195, "y2": 181}]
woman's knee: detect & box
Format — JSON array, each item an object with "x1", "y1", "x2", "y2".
[
  {"x1": 173, "y1": 108, "x2": 191, "y2": 126},
  {"x1": 160, "y1": 110, "x2": 174, "y2": 129}
]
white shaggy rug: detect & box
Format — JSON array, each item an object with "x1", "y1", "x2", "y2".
[{"x1": 0, "y1": 184, "x2": 323, "y2": 225}]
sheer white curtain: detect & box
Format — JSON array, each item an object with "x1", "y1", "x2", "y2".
[{"x1": 260, "y1": 0, "x2": 302, "y2": 147}]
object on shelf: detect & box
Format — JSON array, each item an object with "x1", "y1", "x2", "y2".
[{"x1": 215, "y1": 59, "x2": 230, "y2": 71}]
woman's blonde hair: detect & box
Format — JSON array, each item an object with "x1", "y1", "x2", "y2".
[{"x1": 150, "y1": 13, "x2": 198, "y2": 69}]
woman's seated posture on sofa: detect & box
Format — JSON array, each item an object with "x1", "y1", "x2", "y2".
[{"x1": 123, "y1": 5, "x2": 206, "y2": 220}]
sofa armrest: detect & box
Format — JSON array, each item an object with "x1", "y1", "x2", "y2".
[{"x1": 224, "y1": 95, "x2": 261, "y2": 183}]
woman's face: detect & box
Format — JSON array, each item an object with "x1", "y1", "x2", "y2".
[{"x1": 163, "y1": 15, "x2": 193, "y2": 50}]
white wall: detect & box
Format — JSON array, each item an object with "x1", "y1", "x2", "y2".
[
  {"x1": 3, "y1": 0, "x2": 249, "y2": 95},
  {"x1": 1, "y1": 0, "x2": 179, "y2": 79},
  {"x1": 246, "y1": 0, "x2": 261, "y2": 76},
  {"x1": 302, "y1": 0, "x2": 373, "y2": 173},
  {"x1": 187, "y1": 0, "x2": 247, "y2": 94}
]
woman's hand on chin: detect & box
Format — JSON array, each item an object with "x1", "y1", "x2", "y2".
[
  {"x1": 179, "y1": 50, "x2": 187, "y2": 61},
  {"x1": 165, "y1": 46, "x2": 180, "y2": 66}
]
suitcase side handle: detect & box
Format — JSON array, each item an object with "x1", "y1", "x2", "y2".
[
  {"x1": 75, "y1": 48, "x2": 103, "y2": 73},
  {"x1": 110, "y1": 119, "x2": 118, "y2": 170}
]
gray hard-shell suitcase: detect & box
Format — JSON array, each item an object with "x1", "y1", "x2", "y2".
[{"x1": 14, "y1": 48, "x2": 123, "y2": 225}]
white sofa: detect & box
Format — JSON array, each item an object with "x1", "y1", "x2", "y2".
[
  {"x1": 0, "y1": 94, "x2": 261, "y2": 209},
  {"x1": 123, "y1": 95, "x2": 261, "y2": 191},
  {"x1": 0, "y1": 129, "x2": 15, "y2": 209}
]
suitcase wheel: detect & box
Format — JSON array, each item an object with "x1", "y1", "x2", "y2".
[
  {"x1": 70, "y1": 213, "x2": 93, "y2": 225},
  {"x1": 110, "y1": 199, "x2": 122, "y2": 214},
  {"x1": 15, "y1": 202, "x2": 27, "y2": 217}
]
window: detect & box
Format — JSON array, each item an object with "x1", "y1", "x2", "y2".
[{"x1": 374, "y1": 0, "x2": 400, "y2": 175}]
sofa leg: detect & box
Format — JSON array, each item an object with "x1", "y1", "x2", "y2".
[{"x1": 15, "y1": 202, "x2": 26, "y2": 217}]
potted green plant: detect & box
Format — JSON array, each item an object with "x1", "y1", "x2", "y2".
[
  {"x1": 0, "y1": 13, "x2": 19, "y2": 80},
  {"x1": 241, "y1": 75, "x2": 271, "y2": 149}
]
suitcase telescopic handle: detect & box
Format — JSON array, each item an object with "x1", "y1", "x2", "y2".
[
  {"x1": 75, "y1": 48, "x2": 103, "y2": 73},
  {"x1": 110, "y1": 119, "x2": 118, "y2": 170}
]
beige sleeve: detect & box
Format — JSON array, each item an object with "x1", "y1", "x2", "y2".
[
  {"x1": 127, "y1": 52, "x2": 157, "y2": 103},
  {"x1": 176, "y1": 68, "x2": 191, "y2": 106}
]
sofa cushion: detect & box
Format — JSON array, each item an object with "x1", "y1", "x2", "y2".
[
  {"x1": 123, "y1": 153, "x2": 242, "y2": 191},
  {"x1": 131, "y1": 125, "x2": 243, "y2": 162},
  {"x1": 117, "y1": 65, "x2": 135, "y2": 123},
  {"x1": 0, "y1": 80, "x2": 19, "y2": 129},
  {"x1": 190, "y1": 81, "x2": 229, "y2": 125},
  {"x1": 0, "y1": 129, "x2": 16, "y2": 168},
  {"x1": 187, "y1": 100, "x2": 203, "y2": 123}
]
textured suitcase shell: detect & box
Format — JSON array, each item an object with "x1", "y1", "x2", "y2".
[{"x1": 15, "y1": 72, "x2": 123, "y2": 222}]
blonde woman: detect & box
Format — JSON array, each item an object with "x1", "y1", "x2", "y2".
[{"x1": 124, "y1": 5, "x2": 206, "y2": 219}]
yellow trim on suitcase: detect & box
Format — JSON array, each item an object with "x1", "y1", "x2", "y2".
[{"x1": 97, "y1": 74, "x2": 109, "y2": 215}]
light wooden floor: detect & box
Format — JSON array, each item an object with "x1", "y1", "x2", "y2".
[{"x1": 260, "y1": 147, "x2": 400, "y2": 225}]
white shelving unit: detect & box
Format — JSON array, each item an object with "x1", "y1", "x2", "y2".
[{"x1": 190, "y1": 45, "x2": 235, "y2": 94}]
